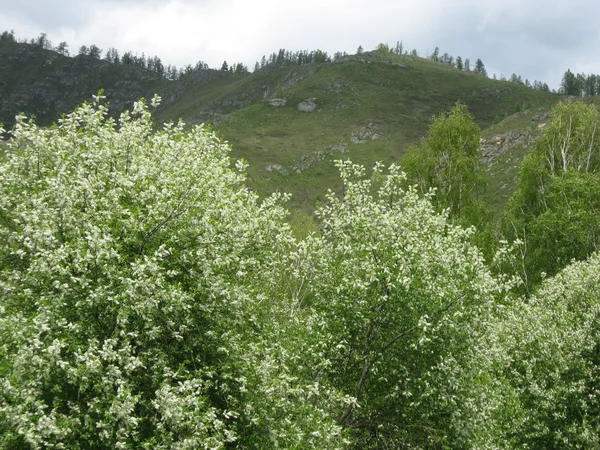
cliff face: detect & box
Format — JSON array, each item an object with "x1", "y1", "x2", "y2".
[{"x1": 0, "y1": 41, "x2": 166, "y2": 128}]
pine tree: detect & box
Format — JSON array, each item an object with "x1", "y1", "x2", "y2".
[{"x1": 474, "y1": 58, "x2": 487, "y2": 76}]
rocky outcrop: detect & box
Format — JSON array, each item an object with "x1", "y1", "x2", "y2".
[
  {"x1": 297, "y1": 98, "x2": 317, "y2": 112},
  {"x1": 268, "y1": 98, "x2": 287, "y2": 107},
  {"x1": 351, "y1": 123, "x2": 386, "y2": 143},
  {"x1": 291, "y1": 143, "x2": 350, "y2": 173},
  {"x1": 480, "y1": 108, "x2": 550, "y2": 162}
]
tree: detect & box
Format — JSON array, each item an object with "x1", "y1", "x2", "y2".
[
  {"x1": 356, "y1": 45, "x2": 364, "y2": 54},
  {"x1": 221, "y1": 60, "x2": 229, "y2": 71},
  {"x1": 121, "y1": 51, "x2": 133, "y2": 65},
  {"x1": 78, "y1": 45, "x2": 89, "y2": 56},
  {"x1": 0, "y1": 29, "x2": 16, "y2": 42},
  {"x1": 410, "y1": 48, "x2": 418, "y2": 56},
  {"x1": 394, "y1": 40, "x2": 403, "y2": 55},
  {"x1": 296, "y1": 160, "x2": 504, "y2": 448},
  {"x1": 430, "y1": 46, "x2": 440, "y2": 62},
  {"x1": 105, "y1": 47, "x2": 120, "y2": 64},
  {"x1": 56, "y1": 41, "x2": 69, "y2": 56},
  {"x1": 560, "y1": 69, "x2": 581, "y2": 96},
  {"x1": 503, "y1": 100, "x2": 600, "y2": 289},
  {"x1": 473, "y1": 58, "x2": 487, "y2": 76},
  {"x1": 376, "y1": 43, "x2": 390, "y2": 54},
  {"x1": 460, "y1": 253, "x2": 600, "y2": 448},
  {"x1": 402, "y1": 102, "x2": 486, "y2": 219},
  {"x1": 464, "y1": 57, "x2": 471, "y2": 71},
  {"x1": 34, "y1": 32, "x2": 51, "y2": 49},
  {"x1": 88, "y1": 44, "x2": 102, "y2": 59},
  {"x1": 0, "y1": 95, "x2": 344, "y2": 448},
  {"x1": 456, "y1": 56, "x2": 463, "y2": 70}
]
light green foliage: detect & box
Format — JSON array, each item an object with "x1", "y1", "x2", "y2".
[
  {"x1": 461, "y1": 253, "x2": 600, "y2": 449},
  {"x1": 295, "y1": 161, "x2": 505, "y2": 448},
  {"x1": 402, "y1": 102, "x2": 485, "y2": 218},
  {"x1": 503, "y1": 101, "x2": 600, "y2": 288},
  {"x1": 402, "y1": 103, "x2": 494, "y2": 259},
  {"x1": 0, "y1": 95, "x2": 343, "y2": 448}
]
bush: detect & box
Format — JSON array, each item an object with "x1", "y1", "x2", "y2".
[{"x1": 0, "y1": 94, "x2": 343, "y2": 449}]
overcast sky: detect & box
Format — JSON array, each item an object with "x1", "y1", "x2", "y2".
[{"x1": 1, "y1": 0, "x2": 599, "y2": 90}]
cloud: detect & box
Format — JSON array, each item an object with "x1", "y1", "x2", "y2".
[{"x1": 1, "y1": 0, "x2": 599, "y2": 89}]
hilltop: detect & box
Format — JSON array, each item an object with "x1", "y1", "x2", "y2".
[{"x1": 0, "y1": 39, "x2": 562, "y2": 214}]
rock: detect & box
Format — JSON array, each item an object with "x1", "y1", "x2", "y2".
[
  {"x1": 297, "y1": 98, "x2": 317, "y2": 112},
  {"x1": 268, "y1": 98, "x2": 287, "y2": 107},
  {"x1": 265, "y1": 164, "x2": 288, "y2": 175},
  {"x1": 351, "y1": 123, "x2": 386, "y2": 143}
]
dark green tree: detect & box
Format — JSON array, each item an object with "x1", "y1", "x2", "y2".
[
  {"x1": 56, "y1": 41, "x2": 69, "y2": 56},
  {"x1": 88, "y1": 44, "x2": 102, "y2": 59},
  {"x1": 474, "y1": 58, "x2": 487, "y2": 76},
  {"x1": 560, "y1": 69, "x2": 581, "y2": 96}
]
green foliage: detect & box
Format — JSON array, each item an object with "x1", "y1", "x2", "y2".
[
  {"x1": 503, "y1": 101, "x2": 600, "y2": 289},
  {"x1": 460, "y1": 252, "x2": 600, "y2": 448},
  {"x1": 294, "y1": 161, "x2": 505, "y2": 448},
  {"x1": 4, "y1": 93, "x2": 600, "y2": 449},
  {"x1": 402, "y1": 103, "x2": 490, "y2": 227},
  {"x1": 0, "y1": 95, "x2": 343, "y2": 448}
]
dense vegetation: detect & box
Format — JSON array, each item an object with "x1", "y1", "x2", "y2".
[{"x1": 1, "y1": 93, "x2": 600, "y2": 449}]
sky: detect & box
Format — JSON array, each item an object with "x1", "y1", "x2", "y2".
[{"x1": 1, "y1": 0, "x2": 599, "y2": 90}]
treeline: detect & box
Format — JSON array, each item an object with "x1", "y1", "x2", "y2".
[
  {"x1": 424, "y1": 44, "x2": 552, "y2": 91},
  {"x1": 0, "y1": 29, "x2": 247, "y2": 81},
  {"x1": 560, "y1": 68, "x2": 600, "y2": 96},
  {"x1": 0, "y1": 29, "x2": 555, "y2": 92}
]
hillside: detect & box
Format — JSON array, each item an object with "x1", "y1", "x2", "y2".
[
  {"x1": 1, "y1": 41, "x2": 562, "y2": 213},
  {"x1": 0, "y1": 40, "x2": 169, "y2": 127}
]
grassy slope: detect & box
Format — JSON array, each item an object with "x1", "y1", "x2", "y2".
[
  {"x1": 192, "y1": 52, "x2": 560, "y2": 213},
  {"x1": 1, "y1": 42, "x2": 563, "y2": 217}
]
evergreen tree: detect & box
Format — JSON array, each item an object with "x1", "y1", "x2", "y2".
[
  {"x1": 0, "y1": 29, "x2": 16, "y2": 41},
  {"x1": 88, "y1": 44, "x2": 102, "y2": 59},
  {"x1": 456, "y1": 56, "x2": 463, "y2": 70},
  {"x1": 464, "y1": 58, "x2": 471, "y2": 71},
  {"x1": 394, "y1": 40, "x2": 403, "y2": 55},
  {"x1": 56, "y1": 41, "x2": 69, "y2": 56},
  {"x1": 221, "y1": 60, "x2": 229, "y2": 71},
  {"x1": 474, "y1": 58, "x2": 487, "y2": 76},
  {"x1": 560, "y1": 69, "x2": 580, "y2": 96}
]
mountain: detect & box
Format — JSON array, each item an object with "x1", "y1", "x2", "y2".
[{"x1": 0, "y1": 40, "x2": 562, "y2": 214}]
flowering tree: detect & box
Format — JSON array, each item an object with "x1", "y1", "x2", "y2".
[
  {"x1": 460, "y1": 252, "x2": 600, "y2": 448},
  {"x1": 292, "y1": 161, "x2": 506, "y2": 448},
  {"x1": 0, "y1": 94, "x2": 342, "y2": 448}
]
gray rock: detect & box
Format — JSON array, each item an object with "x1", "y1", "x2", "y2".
[
  {"x1": 297, "y1": 98, "x2": 317, "y2": 112},
  {"x1": 268, "y1": 98, "x2": 287, "y2": 107}
]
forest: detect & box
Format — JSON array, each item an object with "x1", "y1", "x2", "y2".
[{"x1": 1, "y1": 93, "x2": 600, "y2": 449}]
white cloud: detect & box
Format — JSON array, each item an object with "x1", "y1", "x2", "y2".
[{"x1": 1, "y1": 0, "x2": 600, "y2": 89}]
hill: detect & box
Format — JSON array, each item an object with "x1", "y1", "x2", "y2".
[{"x1": 0, "y1": 40, "x2": 562, "y2": 214}]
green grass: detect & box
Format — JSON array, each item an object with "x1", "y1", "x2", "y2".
[
  {"x1": 200, "y1": 52, "x2": 560, "y2": 213},
  {"x1": 1, "y1": 42, "x2": 563, "y2": 216}
]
